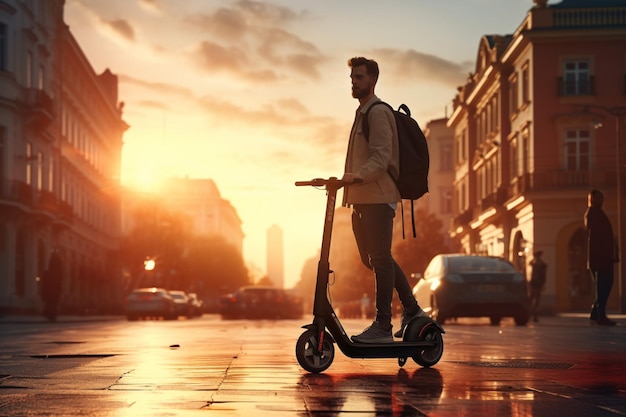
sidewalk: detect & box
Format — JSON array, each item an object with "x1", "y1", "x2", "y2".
[
  {"x1": 0, "y1": 314, "x2": 122, "y2": 323},
  {"x1": 1, "y1": 312, "x2": 625, "y2": 325}
]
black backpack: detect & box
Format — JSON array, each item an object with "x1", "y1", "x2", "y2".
[{"x1": 363, "y1": 101, "x2": 430, "y2": 237}]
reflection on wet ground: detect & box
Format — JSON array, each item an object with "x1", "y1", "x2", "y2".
[{"x1": 0, "y1": 315, "x2": 624, "y2": 416}]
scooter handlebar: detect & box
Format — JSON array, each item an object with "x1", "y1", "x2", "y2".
[{"x1": 295, "y1": 177, "x2": 362, "y2": 187}]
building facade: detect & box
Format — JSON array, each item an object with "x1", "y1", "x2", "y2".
[
  {"x1": 0, "y1": 0, "x2": 128, "y2": 313},
  {"x1": 159, "y1": 178, "x2": 244, "y2": 254},
  {"x1": 448, "y1": 0, "x2": 626, "y2": 312},
  {"x1": 421, "y1": 118, "x2": 456, "y2": 249}
]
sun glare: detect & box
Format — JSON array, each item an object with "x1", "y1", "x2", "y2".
[{"x1": 123, "y1": 167, "x2": 165, "y2": 194}]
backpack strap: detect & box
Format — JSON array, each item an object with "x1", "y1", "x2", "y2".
[{"x1": 362, "y1": 101, "x2": 392, "y2": 140}]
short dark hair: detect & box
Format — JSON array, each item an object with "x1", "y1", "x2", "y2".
[
  {"x1": 589, "y1": 189, "x2": 604, "y2": 207},
  {"x1": 348, "y1": 57, "x2": 379, "y2": 79}
]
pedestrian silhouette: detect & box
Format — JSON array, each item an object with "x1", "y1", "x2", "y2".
[
  {"x1": 584, "y1": 189, "x2": 618, "y2": 326},
  {"x1": 528, "y1": 250, "x2": 547, "y2": 322},
  {"x1": 41, "y1": 249, "x2": 63, "y2": 321}
]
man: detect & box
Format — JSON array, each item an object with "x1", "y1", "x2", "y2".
[
  {"x1": 342, "y1": 57, "x2": 424, "y2": 343},
  {"x1": 584, "y1": 189, "x2": 618, "y2": 326},
  {"x1": 528, "y1": 250, "x2": 547, "y2": 322},
  {"x1": 41, "y1": 248, "x2": 63, "y2": 322}
]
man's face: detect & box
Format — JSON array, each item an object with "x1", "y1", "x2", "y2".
[{"x1": 350, "y1": 65, "x2": 374, "y2": 99}]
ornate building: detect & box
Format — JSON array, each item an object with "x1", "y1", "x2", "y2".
[
  {"x1": 0, "y1": 1, "x2": 128, "y2": 313},
  {"x1": 448, "y1": 0, "x2": 626, "y2": 312}
]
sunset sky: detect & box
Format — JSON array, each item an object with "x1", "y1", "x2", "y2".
[{"x1": 64, "y1": 0, "x2": 540, "y2": 288}]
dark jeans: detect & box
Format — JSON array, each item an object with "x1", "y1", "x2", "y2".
[
  {"x1": 589, "y1": 267, "x2": 614, "y2": 320},
  {"x1": 352, "y1": 204, "x2": 419, "y2": 326},
  {"x1": 528, "y1": 285, "x2": 542, "y2": 318}
]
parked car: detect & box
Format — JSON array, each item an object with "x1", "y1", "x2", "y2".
[
  {"x1": 412, "y1": 254, "x2": 529, "y2": 326},
  {"x1": 168, "y1": 290, "x2": 192, "y2": 318},
  {"x1": 187, "y1": 292, "x2": 204, "y2": 317},
  {"x1": 125, "y1": 287, "x2": 177, "y2": 321},
  {"x1": 219, "y1": 286, "x2": 303, "y2": 320}
]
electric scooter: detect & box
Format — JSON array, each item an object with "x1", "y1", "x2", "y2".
[{"x1": 294, "y1": 177, "x2": 445, "y2": 373}]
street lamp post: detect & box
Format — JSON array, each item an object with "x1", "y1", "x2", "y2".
[{"x1": 613, "y1": 108, "x2": 626, "y2": 314}]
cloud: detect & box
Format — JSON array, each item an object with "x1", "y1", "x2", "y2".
[
  {"x1": 101, "y1": 18, "x2": 135, "y2": 42},
  {"x1": 117, "y1": 71, "x2": 345, "y2": 169},
  {"x1": 119, "y1": 74, "x2": 195, "y2": 98},
  {"x1": 138, "y1": 100, "x2": 168, "y2": 110},
  {"x1": 139, "y1": 0, "x2": 162, "y2": 14},
  {"x1": 372, "y1": 48, "x2": 472, "y2": 88},
  {"x1": 234, "y1": 0, "x2": 304, "y2": 25},
  {"x1": 183, "y1": 2, "x2": 324, "y2": 81}
]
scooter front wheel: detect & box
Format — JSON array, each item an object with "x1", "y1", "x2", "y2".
[{"x1": 295, "y1": 329, "x2": 335, "y2": 373}]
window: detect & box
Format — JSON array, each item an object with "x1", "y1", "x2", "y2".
[
  {"x1": 564, "y1": 129, "x2": 590, "y2": 171},
  {"x1": 440, "y1": 188, "x2": 453, "y2": 214},
  {"x1": 38, "y1": 65, "x2": 44, "y2": 90},
  {"x1": 36, "y1": 152, "x2": 43, "y2": 191},
  {"x1": 26, "y1": 51, "x2": 33, "y2": 88},
  {"x1": 48, "y1": 157, "x2": 54, "y2": 192},
  {"x1": 26, "y1": 142, "x2": 33, "y2": 185},
  {"x1": 440, "y1": 144, "x2": 453, "y2": 171},
  {"x1": 510, "y1": 136, "x2": 519, "y2": 179},
  {"x1": 562, "y1": 60, "x2": 592, "y2": 96},
  {"x1": 521, "y1": 64, "x2": 530, "y2": 104},
  {"x1": 509, "y1": 73, "x2": 519, "y2": 114},
  {"x1": 521, "y1": 128, "x2": 531, "y2": 173},
  {"x1": 0, "y1": 23, "x2": 7, "y2": 71},
  {"x1": 455, "y1": 130, "x2": 466, "y2": 164}
]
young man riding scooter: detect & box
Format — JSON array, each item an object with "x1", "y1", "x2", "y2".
[{"x1": 342, "y1": 57, "x2": 425, "y2": 343}]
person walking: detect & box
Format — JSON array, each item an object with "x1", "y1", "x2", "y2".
[
  {"x1": 528, "y1": 250, "x2": 547, "y2": 322},
  {"x1": 341, "y1": 56, "x2": 424, "y2": 343},
  {"x1": 41, "y1": 248, "x2": 63, "y2": 322},
  {"x1": 584, "y1": 189, "x2": 618, "y2": 326}
]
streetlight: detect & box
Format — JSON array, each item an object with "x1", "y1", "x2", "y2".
[
  {"x1": 144, "y1": 258, "x2": 156, "y2": 271},
  {"x1": 582, "y1": 105, "x2": 626, "y2": 313}
]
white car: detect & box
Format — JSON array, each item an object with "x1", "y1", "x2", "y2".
[{"x1": 125, "y1": 287, "x2": 177, "y2": 321}]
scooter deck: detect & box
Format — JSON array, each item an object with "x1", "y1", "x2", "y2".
[{"x1": 336, "y1": 338, "x2": 436, "y2": 359}]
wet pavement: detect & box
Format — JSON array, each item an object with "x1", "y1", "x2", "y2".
[{"x1": 0, "y1": 313, "x2": 625, "y2": 416}]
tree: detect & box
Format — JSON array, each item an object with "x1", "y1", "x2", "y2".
[
  {"x1": 392, "y1": 206, "x2": 451, "y2": 286},
  {"x1": 295, "y1": 207, "x2": 372, "y2": 304},
  {"x1": 119, "y1": 198, "x2": 191, "y2": 292},
  {"x1": 182, "y1": 235, "x2": 250, "y2": 299},
  {"x1": 120, "y1": 197, "x2": 250, "y2": 297}
]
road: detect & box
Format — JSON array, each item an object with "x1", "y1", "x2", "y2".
[{"x1": 0, "y1": 314, "x2": 625, "y2": 416}]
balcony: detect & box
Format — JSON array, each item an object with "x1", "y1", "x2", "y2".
[
  {"x1": 509, "y1": 170, "x2": 616, "y2": 195},
  {"x1": 24, "y1": 88, "x2": 54, "y2": 131},
  {"x1": 510, "y1": 173, "x2": 532, "y2": 195},
  {"x1": 36, "y1": 189, "x2": 58, "y2": 211},
  {"x1": 453, "y1": 209, "x2": 473, "y2": 229},
  {"x1": 0, "y1": 181, "x2": 73, "y2": 224},
  {"x1": 11, "y1": 180, "x2": 35, "y2": 206},
  {"x1": 553, "y1": 7, "x2": 626, "y2": 29}
]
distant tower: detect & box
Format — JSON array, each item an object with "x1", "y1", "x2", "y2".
[{"x1": 266, "y1": 225, "x2": 284, "y2": 288}]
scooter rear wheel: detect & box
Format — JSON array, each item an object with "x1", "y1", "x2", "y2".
[
  {"x1": 404, "y1": 318, "x2": 444, "y2": 368},
  {"x1": 295, "y1": 329, "x2": 335, "y2": 373}
]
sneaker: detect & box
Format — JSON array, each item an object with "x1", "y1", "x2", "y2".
[
  {"x1": 596, "y1": 317, "x2": 617, "y2": 326},
  {"x1": 351, "y1": 321, "x2": 393, "y2": 343},
  {"x1": 393, "y1": 309, "x2": 426, "y2": 338}
]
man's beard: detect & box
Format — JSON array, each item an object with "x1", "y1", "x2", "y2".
[{"x1": 351, "y1": 86, "x2": 369, "y2": 99}]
